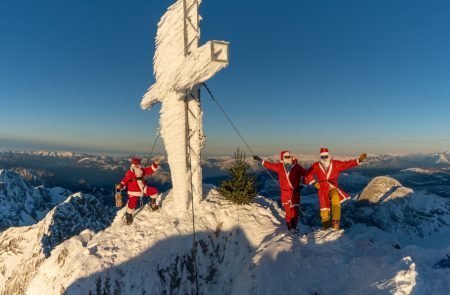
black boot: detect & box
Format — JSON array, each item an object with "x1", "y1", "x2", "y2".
[
  {"x1": 126, "y1": 213, "x2": 133, "y2": 225},
  {"x1": 150, "y1": 198, "x2": 159, "y2": 211},
  {"x1": 290, "y1": 220, "x2": 298, "y2": 232}
]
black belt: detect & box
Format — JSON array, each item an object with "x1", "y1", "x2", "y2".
[{"x1": 127, "y1": 177, "x2": 143, "y2": 183}]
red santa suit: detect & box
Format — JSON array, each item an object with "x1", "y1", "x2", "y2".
[
  {"x1": 305, "y1": 156, "x2": 360, "y2": 212},
  {"x1": 119, "y1": 160, "x2": 159, "y2": 214},
  {"x1": 263, "y1": 151, "x2": 308, "y2": 229}
]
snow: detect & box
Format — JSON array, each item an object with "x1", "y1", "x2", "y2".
[
  {"x1": 0, "y1": 191, "x2": 113, "y2": 294},
  {"x1": 0, "y1": 170, "x2": 72, "y2": 229},
  {"x1": 140, "y1": 0, "x2": 229, "y2": 214},
  {"x1": 7, "y1": 184, "x2": 446, "y2": 294}
]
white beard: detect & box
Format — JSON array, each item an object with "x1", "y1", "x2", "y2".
[
  {"x1": 131, "y1": 165, "x2": 144, "y2": 177},
  {"x1": 320, "y1": 158, "x2": 331, "y2": 169},
  {"x1": 131, "y1": 164, "x2": 145, "y2": 192}
]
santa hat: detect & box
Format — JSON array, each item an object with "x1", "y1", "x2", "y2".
[
  {"x1": 131, "y1": 157, "x2": 141, "y2": 165},
  {"x1": 280, "y1": 150, "x2": 291, "y2": 161},
  {"x1": 320, "y1": 148, "x2": 329, "y2": 156}
]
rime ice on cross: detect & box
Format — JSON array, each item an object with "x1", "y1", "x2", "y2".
[{"x1": 141, "y1": 0, "x2": 229, "y2": 213}]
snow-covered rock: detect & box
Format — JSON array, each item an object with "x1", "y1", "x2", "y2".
[
  {"x1": 0, "y1": 170, "x2": 71, "y2": 231},
  {"x1": 0, "y1": 192, "x2": 114, "y2": 294},
  {"x1": 357, "y1": 176, "x2": 414, "y2": 203},
  {"x1": 349, "y1": 176, "x2": 450, "y2": 241}
]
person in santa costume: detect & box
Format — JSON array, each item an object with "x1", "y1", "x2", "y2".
[
  {"x1": 305, "y1": 148, "x2": 367, "y2": 230},
  {"x1": 116, "y1": 157, "x2": 161, "y2": 225},
  {"x1": 254, "y1": 151, "x2": 308, "y2": 232}
]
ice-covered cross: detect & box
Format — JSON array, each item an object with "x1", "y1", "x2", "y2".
[{"x1": 141, "y1": 0, "x2": 229, "y2": 213}]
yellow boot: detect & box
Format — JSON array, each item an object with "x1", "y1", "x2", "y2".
[
  {"x1": 320, "y1": 210, "x2": 331, "y2": 230},
  {"x1": 330, "y1": 189, "x2": 341, "y2": 230}
]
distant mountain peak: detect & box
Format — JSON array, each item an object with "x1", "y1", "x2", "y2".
[{"x1": 436, "y1": 153, "x2": 449, "y2": 164}]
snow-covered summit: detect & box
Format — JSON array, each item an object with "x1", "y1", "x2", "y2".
[{"x1": 3, "y1": 186, "x2": 446, "y2": 294}]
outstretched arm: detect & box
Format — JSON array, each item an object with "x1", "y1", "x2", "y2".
[
  {"x1": 262, "y1": 160, "x2": 280, "y2": 173},
  {"x1": 143, "y1": 159, "x2": 161, "y2": 176},
  {"x1": 334, "y1": 158, "x2": 361, "y2": 172},
  {"x1": 254, "y1": 155, "x2": 279, "y2": 173},
  {"x1": 336, "y1": 153, "x2": 367, "y2": 172}
]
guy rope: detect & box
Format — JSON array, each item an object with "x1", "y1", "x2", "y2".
[{"x1": 202, "y1": 82, "x2": 307, "y2": 218}]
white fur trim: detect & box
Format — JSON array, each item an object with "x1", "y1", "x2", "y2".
[
  {"x1": 328, "y1": 182, "x2": 349, "y2": 203},
  {"x1": 326, "y1": 162, "x2": 333, "y2": 180},
  {"x1": 319, "y1": 162, "x2": 326, "y2": 175},
  {"x1": 340, "y1": 197, "x2": 350, "y2": 203},
  {"x1": 283, "y1": 164, "x2": 294, "y2": 189},
  {"x1": 320, "y1": 208, "x2": 331, "y2": 211},
  {"x1": 262, "y1": 160, "x2": 265, "y2": 165},
  {"x1": 151, "y1": 164, "x2": 158, "y2": 172},
  {"x1": 128, "y1": 191, "x2": 144, "y2": 197},
  {"x1": 309, "y1": 179, "x2": 316, "y2": 185},
  {"x1": 282, "y1": 200, "x2": 299, "y2": 208}
]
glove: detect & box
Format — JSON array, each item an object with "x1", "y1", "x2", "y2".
[
  {"x1": 253, "y1": 155, "x2": 262, "y2": 162},
  {"x1": 154, "y1": 156, "x2": 164, "y2": 165},
  {"x1": 313, "y1": 182, "x2": 320, "y2": 190},
  {"x1": 359, "y1": 153, "x2": 367, "y2": 163}
]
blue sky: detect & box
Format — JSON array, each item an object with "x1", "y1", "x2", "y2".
[{"x1": 0, "y1": 0, "x2": 449, "y2": 156}]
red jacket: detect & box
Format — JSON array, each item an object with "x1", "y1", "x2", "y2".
[
  {"x1": 305, "y1": 159, "x2": 359, "y2": 206},
  {"x1": 263, "y1": 160, "x2": 307, "y2": 207},
  {"x1": 120, "y1": 163, "x2": 159, "y2": 197}
]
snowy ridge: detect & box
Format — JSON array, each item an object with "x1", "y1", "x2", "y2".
[
  {"x1": 0, "y1": 169, "x2": 71, "y2": 230},
  {"x1": 0, "y1": 192, "x2": 114, "y2": 295},
  {"x1": 363, "y1": 152, "x2": 450, "y2": 168},
  {"x1": 13, "y1": 184, "x2": 450, "y2": 294},
  {"x1": 401, "y1": 167, "x2": 441, "y2": 175},
  {"x1": 11, "y1": 167, "x2": 53, "y2": 186},
  {"x1": 25, "y1": 189, "x2": 283, "y2": 294}
]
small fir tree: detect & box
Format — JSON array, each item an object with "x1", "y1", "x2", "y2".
[{"x1": 219, "y1": 148, "x2": 257, "y2": 204}]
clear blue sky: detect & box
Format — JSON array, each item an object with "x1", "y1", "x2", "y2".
[{"x1": 1, "y1": 0, "x2": 449, "y2": 156}]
